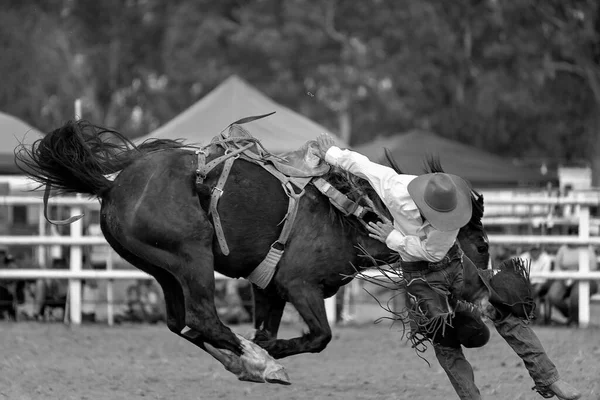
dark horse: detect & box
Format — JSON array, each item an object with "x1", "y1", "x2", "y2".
[{"x1": 16, "y1": 119, "x2": 491, "y2": 384}]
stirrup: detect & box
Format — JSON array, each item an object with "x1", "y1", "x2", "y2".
[{"x1": 532, "y1": 385, "x2": 556, "y2": 399}]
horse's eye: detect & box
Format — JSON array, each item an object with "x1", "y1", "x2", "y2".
[{"x1": 477, "y1": 245, "x2": 488, "y2": 254}]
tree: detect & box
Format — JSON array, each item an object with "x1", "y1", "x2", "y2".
[
  {"x1": 0, "y1": 3, "x2": 81, "y2": 132},
  {"x1": 533, "y1": 0, "x2": 600, "y2": 181}
]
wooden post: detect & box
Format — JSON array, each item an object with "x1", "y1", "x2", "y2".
[
  {"x1": 578, "y1": 200, "x2": 590, "y2": 328},
  {"x1": 37, "y1": 206, "x2": 46, "y2": 268},
  {"x1": 325, "y1": 296, "x2": 336, "y2": 324},
  {"x1": 106, "y1": 249, "x2": 114, "y2": 326},
  {"x1": 69, "y1": 98, "x2": 84, "y2": 325},
  {"x1": 69, "y1": 203, "x2": 83, "y2": 325}
]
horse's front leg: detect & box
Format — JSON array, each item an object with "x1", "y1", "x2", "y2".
[{"x1": 254, "y1": 283, "x2": 332, "y2": 359}]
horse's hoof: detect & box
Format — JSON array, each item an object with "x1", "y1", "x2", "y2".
[
  {"x1": 264, "y1": 366, "x2": 291, "y2": 385},
  {"x1": 252, "y1": 329, "x2": 272, "y2": 345},
  {"x1": 237, "y1": 374, "x2": 266, "y2": 384}
]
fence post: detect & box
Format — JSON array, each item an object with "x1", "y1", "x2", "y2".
[
  {"x1": 37, "y1": 206, "x2": 46, "y2": 268},
  {"x1": 325, "y1": 296, "x2": 336, "y2": 324},
  {"x1": 106, "y1": 249, "x2": 114, "y2": 326},
  {"x1": 69, "y1": 201, "x2": 83, "y2": 325},
  {"x1": 578, "y1": 201, "x2": 590, "y2": 328}
]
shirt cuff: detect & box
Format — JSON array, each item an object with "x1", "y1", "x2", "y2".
[
  {"x1": 385, "y1": 229, "x2": 405, "y2": 252},
  {"x1": 324, "y1": 146, "x2": 343, "y2": 166}
]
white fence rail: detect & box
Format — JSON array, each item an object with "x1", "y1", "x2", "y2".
[{"x1": 1, "y1": 194, "x2": 599, "y2": 327}]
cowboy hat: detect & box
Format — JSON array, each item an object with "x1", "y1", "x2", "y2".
[{"x1": 407, "y1": 173, "x2": 472, "y2": 232}]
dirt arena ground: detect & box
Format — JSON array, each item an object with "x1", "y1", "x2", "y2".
[{"x1": 2, "y1": 305, "x2": 600, "y2": 400}]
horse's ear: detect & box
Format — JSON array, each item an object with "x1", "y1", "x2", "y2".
[
  {"x1": 384, "y1": 148, "x2": 402, "y2": 174},
  {"x1": 425, "y1": 155, "x2": 444, "y2": 173}
]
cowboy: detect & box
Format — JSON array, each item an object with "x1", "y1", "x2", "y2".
[{"x1": 315, "y1": 133, "x2": 580, "y2": 400}]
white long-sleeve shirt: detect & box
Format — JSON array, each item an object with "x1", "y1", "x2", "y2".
[{"x1": 325, "y1": 146, "x2": 458, "y2": 262}]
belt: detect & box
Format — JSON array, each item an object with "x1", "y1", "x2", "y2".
[{"x1": 399, "y1": 244, "x2": 463, "y2": 273}]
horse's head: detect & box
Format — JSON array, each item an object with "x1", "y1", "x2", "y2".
[
  {"x1": 457, "y1": 190, "x2": 489, "y2": 269},
  {"x1": 383, "y1": 151, "x2": 490, "y2": 269}
]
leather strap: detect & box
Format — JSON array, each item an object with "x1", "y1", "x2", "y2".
[
  {"x1": 248, "y1": 180, "x2": 304, "y2": 289},
  {"x1": 209, "y1": 157, "x2": 235, "y2": 256},
  {"x1": 195, "y1": 149, "x2": 207, "y2": 185},
  {"x1": 196, "y1": 142, "x2": 253, "y2": 186},
  {"x1": 312, "y1": 178, "x2": 366, "y2": 218},
  {"x1": 229, "y1": 112, "x2": 275, "y2": 126}
]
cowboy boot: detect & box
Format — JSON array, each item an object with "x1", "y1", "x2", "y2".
[{"x1": 534, "y1": 379, "x2": 581, "y2": 400}]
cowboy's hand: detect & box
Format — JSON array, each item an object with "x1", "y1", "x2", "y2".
[
  {"x1": 367, "y1": 219, "x2": 394, "y2": 243},
  {"x1": 315, "y1": 133, "x2": 337, "y2": 159}
]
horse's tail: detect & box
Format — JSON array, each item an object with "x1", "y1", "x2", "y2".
[{"x1": 15, "y1": 120, "x2": 174, "y2": 198}]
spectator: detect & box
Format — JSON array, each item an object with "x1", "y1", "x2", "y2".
[
  {"x1": 122, "y1": 280, "x2": 164, "y2": 323},
  {"x1": 124, "y1": 283, "x2": 145, "y2": 322},
  {"x1": 214, "y1": 280, "x2": 250, "y2": 324},
  {"x1": 139, "y1": 280, "x2": 164, "y2": 323},
  {"x1": 35, "y1": 258, "x2": 68, "y2": 321},
  {"x1": 519, "y1": 245, "x2": 553, "y2": 318},
  {"x1": 547, "y1": 228, "x2": 599, "y2": 325},
  {"x1": 0, "y1": 249, "x2": 25, "y2": 320}
]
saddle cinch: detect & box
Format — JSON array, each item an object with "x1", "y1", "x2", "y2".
[{"x1": 195, "y1": 114, "x2": 373, "y2": 289}]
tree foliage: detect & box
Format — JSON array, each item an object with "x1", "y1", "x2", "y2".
[{"x1": 1, "y1": 0, "x2": 599, "y2": 177}]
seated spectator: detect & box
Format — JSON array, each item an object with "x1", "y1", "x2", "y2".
[
  {"x1": 547, "y1": 232, "x2": 599, "y2": 325},
  {"x1": 519, "y1": 245, "x2": 553, "y2": 320},
  {"x1": 124, "y1": 283, "x2": 145, "y2": 322},
  {"x1": 33, "y1": 258, "x2": 68, "y2": 321},
  {"x1": 0, "y1": 285, "x2": 16, "y2": 320},
  {"x1": 139, "y1": 280, "x2": 164, "y2": 323},
  {"x1": 0, "y1": 250, "x2": 27, "y2": 320},
  {"x1": 214, "y1": 280, "x2": 250, "y2": 324},
  {"x1": 122, "y1": 280, "x2": 164, "y2": 323}
]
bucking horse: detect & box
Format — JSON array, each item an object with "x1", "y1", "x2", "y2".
[{"x1": 16, "y1": 115, "x2": 498, "y2": 385}]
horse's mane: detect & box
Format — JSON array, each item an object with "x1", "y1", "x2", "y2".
[
  {"x1": 321, "y1": 167, "x2": 391, "y2": 232},
  {"x1": 383, "y1": 149, "x2": 484, "y2": 230}
]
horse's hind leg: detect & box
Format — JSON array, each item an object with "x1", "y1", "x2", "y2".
[
  {"x1": 254, "y1": 283, "x2": 332, "y2": 359},
  {"x1": 176, "y1": 243, "x2": 290, "y2": 384},
  {"x1": 120, "y1": 236, "x2": 289, "y2": 384}
]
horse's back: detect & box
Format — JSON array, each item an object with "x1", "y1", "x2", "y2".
[
  {"x1": 102, "y1": 149, "x2": 208, "y2": 248},
  {"x1": 103, "y1": 148, "x2": 290, "y2": 278}
]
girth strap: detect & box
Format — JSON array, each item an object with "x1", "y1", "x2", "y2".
[
  {"x1": 247, "y1": 163, "x2": 306, "y2": 289},
  {"x1": 208, "y1": 157, "x2": 236, "y2": 256}
]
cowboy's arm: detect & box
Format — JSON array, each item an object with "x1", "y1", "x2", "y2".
[
  {"x1": 385, "y1": 228, "x2": 458, "y2": 263},
  {"x1": 324, "y1": 146, "x2": 413, "y2": 200}
]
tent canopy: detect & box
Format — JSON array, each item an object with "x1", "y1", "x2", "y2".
[
  {"x1": 136, "y1": 75, "x2": 345, "y2": 152},
  {"x1": 354, "y1": 130, "x2": 555, "y2": 188},
  {"x1": 0, "y1": 112, "x2": 43, "y2": 174}
]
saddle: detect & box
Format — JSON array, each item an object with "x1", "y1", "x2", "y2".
[
  {"x1": 218, "y1": 124, "x2": 331, "y2": 178},
  {"x1": 196, "y1": 114, "x2": 377, "y2": 289}
]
